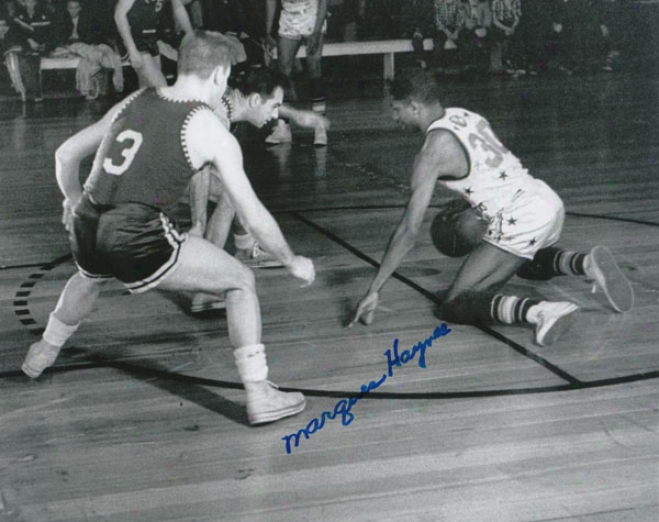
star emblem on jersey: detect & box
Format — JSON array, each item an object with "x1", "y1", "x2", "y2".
[
  {"x1": 499, "y1": 171, "x2": 508, "y2": 180},
  {"x1": 465, "y1": 187, "x2": 473, "y2": 195},
  {"x1": 507, "y1": 217, "x2": 517, "y2": 226},
  {"x1": 529, "y1": 238, "x2": 537, "y2": 246}
]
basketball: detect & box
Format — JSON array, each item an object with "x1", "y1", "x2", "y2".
[{"x1": 430, "y1": 200, "x2": 488, "y2": 257}]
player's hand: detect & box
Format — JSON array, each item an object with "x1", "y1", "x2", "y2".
[
  {"x1": 348, "y1": 291, "x2": 379, "y2": 328},
  {"x1": 307, "y1": 32, "x2": 321, "y2": 56},
  {"x1": 129, "y1": 49, "x2": 144, "y2": 69},
  {"x1": 287, "y1": 256, "x2": 315, "y2": 287},
  {"x1": 61, "y1": 199, "x2": 74, "y2": 233},
  {"x1": 265, "y1": 35, "x2": 277, "y2": 52},
  {"x1": 296, "y1": 112, "x2": 330, "y2": 130}
]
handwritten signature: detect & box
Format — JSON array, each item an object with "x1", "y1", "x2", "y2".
[{"x1": 282, "y1": 323, "x2": 452, "y2": 455}]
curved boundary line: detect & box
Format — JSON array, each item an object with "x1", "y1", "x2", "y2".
[
  {"x1": 0, "y1": 359, "x2": 657, "y2": 399},
  {"x1": 5, "y1": 212, "x2": 658, "y2": 396}
]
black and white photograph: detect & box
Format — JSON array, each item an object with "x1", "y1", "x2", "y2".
[{"x1": 0, "y1": 0, "x2": 657, "y2": 520}]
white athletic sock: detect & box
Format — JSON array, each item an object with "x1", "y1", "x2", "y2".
[
  {"x1": 234, "y1": 344, "x2": 269, "y2": 383},
  {"x1": 42, "y1": 312, "x2": 80, "y2": 348},
  {"x1": 234, "y1": 232, "x2": 256, "y2": 251}
]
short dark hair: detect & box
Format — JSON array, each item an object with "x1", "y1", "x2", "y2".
[
  {"x1": 389, "y1": 70, "x2": 441, "y2": 105},
  {"x1": 230, "y1": 67, "x2": 289, "y2": 100},
  {"x1": 177, "y1": 30, "x2": 233, "y2": 79}
]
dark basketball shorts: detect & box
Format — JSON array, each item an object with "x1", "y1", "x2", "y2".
[
  {"x1": 133, "y1": 30, "x2": 160, "y2": 57},
  {"x1": 71, "y1": 197, "x2": 186, "y2": 294}
]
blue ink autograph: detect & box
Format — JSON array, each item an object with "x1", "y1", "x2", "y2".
[{"x1": 282, "y1": 323, "x2": 452, "y2": 454}]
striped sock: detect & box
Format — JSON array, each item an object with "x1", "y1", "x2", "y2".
[
  {"x1": 555, "y1": 250, "x2": 587, "y2": 276},
  {"x1": 490, "y1": 295, "x2": 541, "y2": 324}
]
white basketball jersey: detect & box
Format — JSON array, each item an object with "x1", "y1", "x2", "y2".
[{"x1": 426, "y1": 108, "x2": 544, "y2": 219}]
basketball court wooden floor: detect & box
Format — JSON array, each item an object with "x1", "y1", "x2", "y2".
[{"x1": 0, "y1": 71, "x2": 658, "y2": 522}]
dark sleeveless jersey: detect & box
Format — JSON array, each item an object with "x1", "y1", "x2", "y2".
[
  {"x1": 127, "y1": 0, "x2": 164, "y2": 37},
  {"x1": 84, "y1": 88, "x2": 210, "y2": 215}
]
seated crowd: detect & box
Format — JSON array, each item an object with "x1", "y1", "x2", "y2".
[
  {"x1": 396, "y1": 0, "x2": 620, "y2": 76},
  {"x1": 0, "y1": 0, "x2": 625, "y2": 103}
]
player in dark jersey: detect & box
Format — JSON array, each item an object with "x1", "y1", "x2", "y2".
[
  {"x1": 115, "y1": 0, "x2": 193, "y2": 87},
  {"x1": 187, "y1": 67, "x2": 330, "y2": 312},
  {"x1": 22, "y1": 31, "x2": 315, "y2": 426}
]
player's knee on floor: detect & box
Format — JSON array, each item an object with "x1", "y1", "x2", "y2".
[{"x1": 437, "y1": 289, "x2": 492, "y2": 325}]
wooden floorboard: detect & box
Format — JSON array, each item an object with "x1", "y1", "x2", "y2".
[{"x1": 0, "y1": 72, "x2": 658, "y2": 521}]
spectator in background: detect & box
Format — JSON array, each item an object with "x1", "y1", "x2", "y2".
[
  {"x1": 432, "y1": 0, "x2": 466, "y2": 70},
  {"x1": 340, "y1": 0, "x2": 362, "y2": 42},
  {"x1": 13, "y1": 0, "x2": 54, "y2": 53},
  {"x1": 359, "y1": 0, "x2": 400, "y2": 40},
  {"x1": 462, "y1": 0, "x2": 492, "y2": 75},
  {"x1": 52, "y1": 0, "x2": 124, "y2": 99},
  {"x1": 1, "y1": 8, "x2": 22, "y2": 94},
  {"x1": 265, "y1": 0, "x2": 329, "y2": 146},
  {"x1": 54, "y1": 0, "x2": 98, "y2": 46},
  {"x1": 546, "y1": 0, "x2": 576, "y2": 74},
  {"x1": 518, "y1": 0, "x2": 553, "y2": 75},
  {"x1": 491, "y1": 0, "x2": 524, "y2": 75},
  {"x1": 8, "y1": 0, "x2": 54, "y2": 101},
  {"x1": 571, "y1": 0, "x2": 619, "y2": 72},
  {"x1": 400, "y1": 0, "x2": 434, "y2": 68},
  {"x1": 114, "y1": 0, "x2": 193, "y2": 87}
]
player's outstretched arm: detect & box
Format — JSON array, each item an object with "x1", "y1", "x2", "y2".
[
  {"x1": 171, "y1": 0, "x2": 193, "y2": 35},
  {"x1": 349, "y1": 132, "x2": 457, "y2": 327},
  {"x1": 278, "y1": 105, "x2": 329, "y2": 130},
  {"x1": 186, "y1": 110, "x2": 315, "y2": 286}
]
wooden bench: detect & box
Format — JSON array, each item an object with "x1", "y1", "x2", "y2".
[
  {"x1": 288, "y1": 38, "x2": 435, "y2": 80},
  {"x1": 40, "y1": 55, "x2": 83, "y2": 70},
  {"x1": 33, "y1": 38, "x2": 432, "y2": 98}
]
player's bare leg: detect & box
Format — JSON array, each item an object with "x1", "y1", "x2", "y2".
[
  {"x1": 158, "y1": 235, "x2": 305, "y2": 424},
  {"x1": 442, "y1": 243, "x2": 579, "y2": 346},
  {"x1": 305, "y1": 32, "x2": 327, "y2": 146},
  {"x1": 134, "y1": 53, "x2": 166, "y2": 88},
  {"x1": 266, "y1": 36, "x2": 300, "y2": 145},
  {"x1": 22, "y1": 273, "x2": 107, "y2": 378}
]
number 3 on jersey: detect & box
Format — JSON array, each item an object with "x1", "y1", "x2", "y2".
[
  {"x1": 468, "y1": 120, "x2": 509, "y2": 169},
  {"x1": 103, "y1": 130, "x2": 143, "y2": 176}
]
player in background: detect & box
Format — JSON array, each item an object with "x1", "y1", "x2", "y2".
[
  {"x1": 265, "y1": 0, "x2": 329, "y2": 146},
  {"x1": 22, "y1": 31, "x2": 315, "y2": 425},
  {"x1": 350, "y1": 71, "x2": 633, "y2": 345},
  {"x1": 188, "y1": 67, "x2": 329, "y2": 312},
  {"x1": 114, "y1": 0, "x2": 194, "y2": 87}
]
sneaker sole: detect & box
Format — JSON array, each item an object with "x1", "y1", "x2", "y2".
[
  {"x1": 248, "y1": 396, "x2": 307, "y2": 425},
  {"x1": 22, "y1": 361, "x2": 46, "y2": 379},
  {"x1": 590, "y1": 246, "x2": 634, "y2": 313},
  {"x1": 537, "y1": 306, "x2": 579, "y2": 346}
]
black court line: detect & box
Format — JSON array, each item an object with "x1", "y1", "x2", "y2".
[
  {"x1": 290, "y1": 210, "x2": 583, "y2": 386},
  {"x1": 0, "y1": 210, "x2": 654, "y2": 273},
  {"x1": 1, "y1": 356, "x2": 657, "y2": 399},
  {"x1": 0, "y1": 253, "x2": 73, "y2": 272},
  {"x1": 5, "y1": 209, "x2": 658, "y2": 395},
  {"x1": 271, "y1": 206, "x2": 659, "y2": 229}
]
